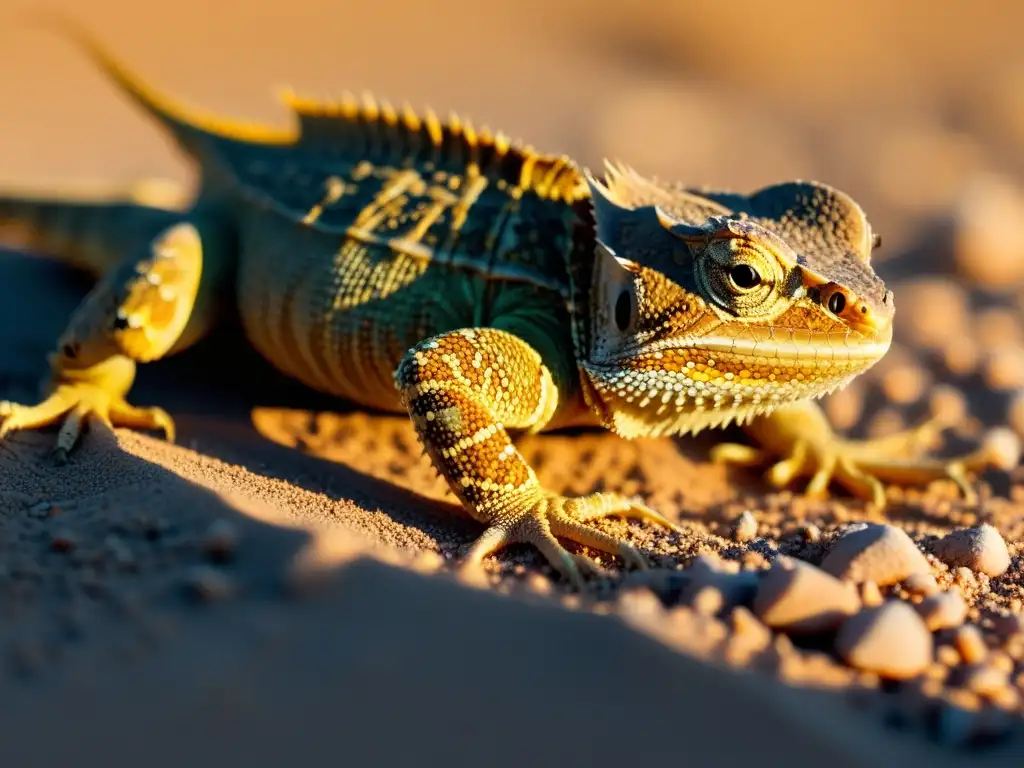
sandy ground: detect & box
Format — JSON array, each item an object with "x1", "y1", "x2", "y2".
[{"x1": 4, "y1": 0, "x2": 1024, "y2": 765}]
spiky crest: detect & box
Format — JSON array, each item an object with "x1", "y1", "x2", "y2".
[{"x1": 279, "y1": 89, "x2": 587, "y2": 203}]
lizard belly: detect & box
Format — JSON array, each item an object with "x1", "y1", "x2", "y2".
[{"x1": 235, "y1": 216, "x2": 439, "y2": 412}]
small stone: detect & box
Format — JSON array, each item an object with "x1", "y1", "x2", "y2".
[
  {"x1": 859, "y1": 581, "x2": 884, "y2": 607},
  {"x1": 820, "y1": 524, "x2": 931, "y2": 586},
  {"x1": 616, "y1": 587, "x2": 664, "y2": 625},
  {"x1": 988, "y1": 650, "x2": 1015, "y2": 675},
  {"x1": 928, "y1": 385, "x2": 969, "y2": 427},
  {"x1": 955, "y1": 566, "x2": 977, "y2": 589},
  {"x1": 835, "y1": 601, "x2": 933, "y2": 679},
  {"x1": 931, "y1": 524, "x2": 1011, "y2": 578},
  {"x1": 983, "y1": 346, "x2": 1024, "y2": 390},
  {"x1": 951, "y1": 173, "x2": 1024, "y2": 288},
  {"x1": 916, "y1": 591, "x2": 967, "y2": 631},
  {"x1": 978, "y1": 428, "x2": 1021, "y2": 471},
  {"x1": 183, "y1": 566, "x2": 234, "y2": 602},
  {"x1": 752, "y1": 557, "x2": 860, "y2": 634},
  {"x1": 730, "y1": 605, "x2": 770, "y2": 641},
  {"x1": 104, "y1": 535, "x2": 135, "y2": 569},
  {"x1": 455, "y1": 560, "x2": 490, "y2": 589},
  {"x1": 799, "y1": 523, "x2": 821, "y2": 543},
  {"x1": 524, "y1": 572, "x2": 552, "y2": 595},
  {"x1": 963, "y1": 663, "x2": 1008, "y2": 697},
  {"x1": 412, "y1": 550, "x2": 444, "y2": 575},
  {"x1": 880, "y1": 360, "x2": 931, "y2": 405},
  {"x1": 896, "y1": 280, "x2": 969, "y2": 350},
  {"x1": 732, "y1": 510, "x2": 758, "y2": 542},
  {"x1": 50, "y1": 530, "x2": 76, "y2": 553},
  {"x1": 201, "y1": 519, "x2": 239, "y2": 563},
  {"x1": 1008, "y1": 391, "x2": 1024, "y2": 439},
  {"x1": 903, "y1": 572, "x2": 939, "y2": 597},
  {"x1": 954, "y1": 625, "x2": 988, "y2": 665},
  {"x1": 992, "y1": 612, "x2": 1024, "y2": 641},
  {"x1": 937, "y1": 644, "x2": 962, "y2": 668},
  {"x1": 691, "y1": 585, "x2": 724, "y2": 617}
]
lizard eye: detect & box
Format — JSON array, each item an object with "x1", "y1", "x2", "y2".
[
  {"x1": 828, "y1": 291, "x2": 846, "y2": 315},
  {"x1": 614, "y1": 289, "x2": 633, "y2": 331},
  {"x1": 729, "y1": 263, "x2": 761, "y2": 290}
]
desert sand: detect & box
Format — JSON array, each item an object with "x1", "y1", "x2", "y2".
[{"x1": 3, "y1": 0, "x2": 1024, "y2": 765}]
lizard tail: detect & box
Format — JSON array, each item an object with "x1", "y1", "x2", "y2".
[
  {"x1": 16, "y1": 10, "x2": 292, "y2": 157},
  {"x1": 0, "y1": 179, "x2": 187, "y2": 276}
]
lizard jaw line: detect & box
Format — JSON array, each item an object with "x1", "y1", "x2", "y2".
[{"x1": 680, "y1": 334, "x2": 891, "y2": 363}]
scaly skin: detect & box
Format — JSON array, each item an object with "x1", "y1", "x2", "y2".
[{"x1": 0, "y1": 17, "x2": 1010, "y2": 588}]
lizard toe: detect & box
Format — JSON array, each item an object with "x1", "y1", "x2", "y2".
[
  {"x1": 460, "y1": 491, "x2": 665, "y2": 589},
  {"x1": 0, "y1": 383, "x2": 175, "y2": 460}
]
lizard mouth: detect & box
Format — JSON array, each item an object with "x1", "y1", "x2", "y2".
[
  {"x1": 683, "y1": 331, "x2": 892, "y2": 363},
  {"x1": 631, "y1": 312, "x2": 895, "y2": 363},
  {"x1": 580, "y1": 324, "x2": 892, "y2": 440}
]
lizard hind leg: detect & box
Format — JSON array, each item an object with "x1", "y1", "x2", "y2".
[
  {"x1": 0, "y1": 220, "x2": 205, "y2": 459},
  {"x1": 394, "y1": 327, "x2": 681, "y2": 589}
]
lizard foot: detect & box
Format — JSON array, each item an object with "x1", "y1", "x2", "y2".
[
  {"x1": 463, "y1": 492, "x2": 683, "y2": 589},
  {"x1": 712, "y1": 410, "x2": 1018, "y2": 508},
  {"x1": 0, "y1": 383, "x2": 174, "y2": 463}
]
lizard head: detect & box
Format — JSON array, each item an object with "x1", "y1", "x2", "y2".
[{"x1": 578, "y1": 163, "x2": 893, "y2": 438}]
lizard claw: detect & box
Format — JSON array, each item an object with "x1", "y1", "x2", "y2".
[
  {"x1": 0, "y1": 383, "x2": 175, "y2": 460},
  {"x1": 462, "y1": 491, "x2": 677, "y2": 589},
  {"x1": 712, "y1": 408, "x2": 1019, "y2": 508}
]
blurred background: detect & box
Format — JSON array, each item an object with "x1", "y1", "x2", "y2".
[
  {"x1": 2, "y1": 0, "x2": 1024, "y2": 436},
  {"x1": 0, "y1": 0, "x2": 1021, "y2": 252}
]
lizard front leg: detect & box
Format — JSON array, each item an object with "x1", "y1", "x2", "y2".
[
  {"x1": 712, "y1": 399, "x2": 1015, "y2": 507},
  {"x1": 0, "y1": 219, "x2": 208, "y2": 460},
  {"x1": 395, "y1": 327, "x2": 681, "y2": 588}
]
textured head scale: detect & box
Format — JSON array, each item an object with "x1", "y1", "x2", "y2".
[{"x1": 578, "y1": 163, "x2": 894, "y2": 439}]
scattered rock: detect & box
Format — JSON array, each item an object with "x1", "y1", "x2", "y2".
[
  {"x1": 895, "y1": 279, "x2": 968, "y2": 350},
  {"x1": 931, "y1": 524, "x2": 1012, "y2": 578},
  {"x1": 858, "y1": 581, "x2": 883, "y2": 607},
  {"x1": 963, "y1": 663, "x2": 1008, "y2": 697},
  {"x1": 616, "y1": 586, "x2": 665, "y2": 626},
  {"x1": 903, "y1": 572, "x2": 939, "y2": 597},
  {"x1": 951, "y1": 173, "x2": 1024, "y2": 288},
  {"x1": 916, "y1": 591, "x2": 967, "y2": 631},
  {"x1": 731, "y1": 510, "x2": 758, "y2": 543},
  {"x1": 201, "y1": 519, "x2": 240, "y2": 563},
  {"x1": 992, "y1": 612, "x2": 1024, "y2": 641},
  {"x1": 835, "y1": 601, "x2": 933, "y2": 679},
  {"x1": 183, "y1": 566, "x2": 235, "y2": 603},
  {"x1": 104, "y1": 535, "x2": 136, "y2": 570},
  {"x1": 954, "y1": 566, "x2": 978, "y2": 589},
  {"x1": 49, "y1": 530, "x2": 77, "y2": 553},
  {"x1": 984, "y1": 346, "x2": 1024, "y2": 390},
  {"x1": 820, "y1": 524, "x2": 931, "y2": 586},
  {"x1": 690, "y1": 585, "x2": 724, "y2": 617},
  {"x1": 799, "y1": 523, "x2": 821, "y2": 543},
  {"x1": 752, "y1": 557, "x2": 860, "y2": 634},
  {"x1": 954, "y1": 625, "x2": 988, "y2": 665},
  {"x1": 978, "y1": 428, "x2": 1022, "y2": 471}
]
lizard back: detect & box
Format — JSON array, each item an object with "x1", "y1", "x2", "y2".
[{"x1": 221, "y1": 93, "x2": 590, "y2": 410}]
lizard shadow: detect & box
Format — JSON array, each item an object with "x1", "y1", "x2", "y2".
[{"x1": 0, "y1": 249, "x2": 483, "y2": 553}]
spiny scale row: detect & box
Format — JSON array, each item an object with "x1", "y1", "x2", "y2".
[{"x1": 279, "y1": 89, "x2": 587, "y2": 202}]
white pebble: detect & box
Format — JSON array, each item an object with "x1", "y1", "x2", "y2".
[{"x1": 835, "y1": 601, "x2": 933, "y2": 679}]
